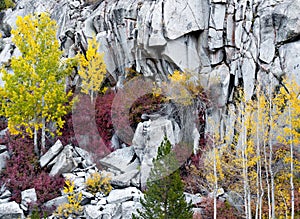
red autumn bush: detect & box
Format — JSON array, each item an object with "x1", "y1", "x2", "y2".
[
  {"x1": 198, "y1": 197, "x2": 239, "y2": 219},
  {"x1": 59, "y1": 91, "x2": 115, "y2": 163},
  {"x1": 0, "y1": 134, "x2": 64, "y2": 207}
]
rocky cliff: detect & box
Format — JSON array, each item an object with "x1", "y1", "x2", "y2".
[
  {"x1": 1, "y1": 0, "x2": 299, "y2": 125},
  {"x1": 0, "y1": 0, "x2": 299, "y2": 218}
]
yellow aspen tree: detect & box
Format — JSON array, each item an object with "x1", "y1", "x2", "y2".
[
  {"x1": 254, "y1": 85, "x2": 266, "y2": 219},
  {"x1": 204, "y1": 118, "x2": 226, "y2": 219},
  {"x1": 0, "y1": 13, "x2": 73, "y2": 155},
  {"x1": 77, "y1": 36, "x2": 106, "y2": 102},
  {"x1": 276, "y1": 79, "x2": 300, "y2": 218}
]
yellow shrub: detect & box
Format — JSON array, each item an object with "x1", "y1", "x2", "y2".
[
  {"x1": 85, "y1": 172, "x2": 112, "y2": 195},
  {"x1": 55, "y1": 179, "x2": 83, "y2": 218}
]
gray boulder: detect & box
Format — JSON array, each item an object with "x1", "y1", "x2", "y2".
[
  {"x1": 184, "y1": 192, "x2": 203, "y2": 205},
  {"x1": 0, "y1": 145, "x2": 7, "y2": 153},
  {"x1": 84, "y1": 204, "x2": 102, "y2": 219},
  {"x1": 133, "y1": 118, "x2": 177, "y2": 187},
  {"x1": 107, "y1": 187, "x2": 143, "y2": 204},
  {"x1": 99, "y1": 146, "x2": 136, "y2": 173},
  {"x1": 121, "y1": 201, "x2": 143, "y2": 219},
  {"x1": 0, "y1": 151, "x2": 9, "y2": 172},
  {"x1": 0, "y1": 201, "x2": 24, "y2": 219},
  {"x1": 49, "y1": 145, "x2": 78, "y2": 176},
  {"x1": 43, "y1": 196, "x2": 68, "y2": 210},
  {"x1": 40, "y1": 139, "x2": 63, "y2": 168},
  {"x1": 21, "y1": 188, "x2": 37, "y2": 207}
]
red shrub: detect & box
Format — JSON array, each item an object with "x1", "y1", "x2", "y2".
[
  {"x1": 59, "y1": 91, "x2": 115, "y2": 164},
  {"x1": 0, "y1": 134, "x2": 64, "y2": 208},
  {"x1": 198, "y1": 197, "x2": 239, "y2": 219},
  {"x1": 95, "y1": 90, "x2": 115, "y2": 148}
]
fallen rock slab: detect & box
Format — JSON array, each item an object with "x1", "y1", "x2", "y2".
[
  {"x1": 40, "y1": 140, "x2": 63, "y2": 168},
  {"x1": 107, "y1": 187, "x2": 143, "y2": 204},
  {"x1": 0, "y1": 201, "x2": 24, "y2": 219}
]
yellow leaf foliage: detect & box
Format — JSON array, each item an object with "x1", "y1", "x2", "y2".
[
  {"x1": 55, "y1": 179, "x2": 83, "y2": 218},
  {"x1": 77, "y1": 36, "x2": 106, "y2": 102},
  {"x1": 0, "y1": 13, "x2": 74, "y2": 138},
  {"x1": 85, "y1": 172, "x2": 112, "y2": 195},
  {"x1": 153, "y1": 70, "x2": 205, "y2": 106}
]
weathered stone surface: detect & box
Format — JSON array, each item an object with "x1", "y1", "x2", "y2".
[
  {"x1": 99, "y1": 203, "x2": 121, "y2": 219},
  {"x1": 209, "y1": 3, "x2": 226, "y2": 30},
  {"x1": 259, "y1": 10, "x2": 275, "y2": 63},
  {"x1": 224, "y1": 191, "x2": 244, "y2": 213},
  {"x1": 43, "y1": 196, "x2": 68, "y2": 209},
  {"x1": 279, "y1": 41, "x2": 300, "y2": 85},
  {"x1": 99, "y1": 146, "x2": 135, "y2": 173},
  {"x1": 0, "y1": 145, "x2": 7, "y2": 153},
  {"x1": 0, "y1": 44, "x2": 12, "y2": 65},
  {"x1": 40, "y1": 140, "x2": 63, "y2": 168},
  {"x1": 84, "y1": 204, "x2": 102, "y2": 219},
  {"x1": 208, "y1": 28, "x2": 223, "y2": 50},
  {"x1": 75, "y1": 146, "x2": 94, "y2": 166},
  {"x1": 133, "y1": 118, "x2": 177, "y2": 187},
  {"x1": 149, "y1": 0, "x2": 167, "y2": 47},
  {"x1": 49, "y1": 145, "x2": 78, "y2": 176},
  {"x1": 0, "y1": 201, "x2": 24, "y2": 219},
  {"x1": 205, "y1": 63, "x2": 230, "y2": 107},
  {"x1": 0, "y1": 197, "x2": 10, "y2": 204},
  {"x1": 111, "y1": 169, "x2": 139, "y2": 187},
  {"x1": 107, "y1": 187, "x2": 143, "y2": 204},
  {"x1": 162, "y1": 35, "x2": 201, "y2": 72},
  {"x1": 0, "y1": 190, "x2": 11, "y2": 200},
  {"x1": 0, "y1": 128, "x2": 8, "y2": 138},
  {"x1": 21, "y1": 188, "x2": 37, "y2": 207},
  {"x1": 121, "y1": 201, "x2": 143, "y2": 218},
  {"x1": 273, "y1": 0, "x2": 300, "y2": 43},
  {"x1": 184, "y1": 193, "x2": 203, "y2": 205},
  {"x1": 0, "y1": 151, "x2": 9, "y2": 172},
  {"x1": 242, "y1": 58, "x2": 256, "y2": 100},
  {"x1": 164, "y1": 0, "x2": 208, "y2": 40}
]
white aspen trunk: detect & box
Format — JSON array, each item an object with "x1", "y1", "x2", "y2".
[
  {"x1": 241, "y1": 105, "x2": 249, "y2": 219},
  {"x1": 242, "y1": 144, "x2": 248, "y2": 219},
  {"x1": 247, "y1": 167, "x2": 252, "y2": 219},
  {"x1": 255, "y1": 138, "x2": 260, "y2": 219},
  {"x1": 288, "y1": 105, "x2": 295, "y2": 219},
  {"x1": 41, "y1": 117, "x2": 45, "y2": 154},
  {"x1": 34, "y1": 125, "x2": 39, "y2": 156},
  {"x1": 41, "y1": 96, "x2": 46, "y2": 154},
  {"x1": 258, "y1": 159, "x2": 263, "y2": 219},
  {"x1": 269, "y1": 138, "x2": 275, "y2": 219},
  {"x1": 90, "y1": 90, "x2": 94, "y2": 103},
  {"x1": 213, "y1": 144, "x2": 218, "y2": 219},
  {"x1": 263, "y1": 138, "x2": 272, "y2": 219},
  {"x1": 256, "y1": 101, "x2": 263, "y2": 219},
  {"x1": 245, "y1": 125, "x2": 251, "y2": 219},
  {"x1": 269, "y1": 87, "x2": 275, "y2": 219}
]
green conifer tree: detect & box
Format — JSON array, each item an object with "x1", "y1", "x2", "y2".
[{"x1": 133, "y1": 137, "x2": 193, "y2": 219}]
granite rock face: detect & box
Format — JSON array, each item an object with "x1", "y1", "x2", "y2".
[
  {"x1": 1, "y1": 0, "x2": 297, "y2": 96},
  {"x1": 1, "y1": 1, "x2": 298, "y2": 127}
]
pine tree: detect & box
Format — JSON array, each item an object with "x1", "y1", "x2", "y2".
[
  {"x1": 133, "y1": 137, "x2": 193, "y2": 219},
  {"x1": 0, "y1": 13, "x2": 74, "y2": 155}
]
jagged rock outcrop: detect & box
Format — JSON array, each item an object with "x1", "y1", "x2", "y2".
[{"x1": 1, "y1": 0, "x2": 300, "y2": 131}]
